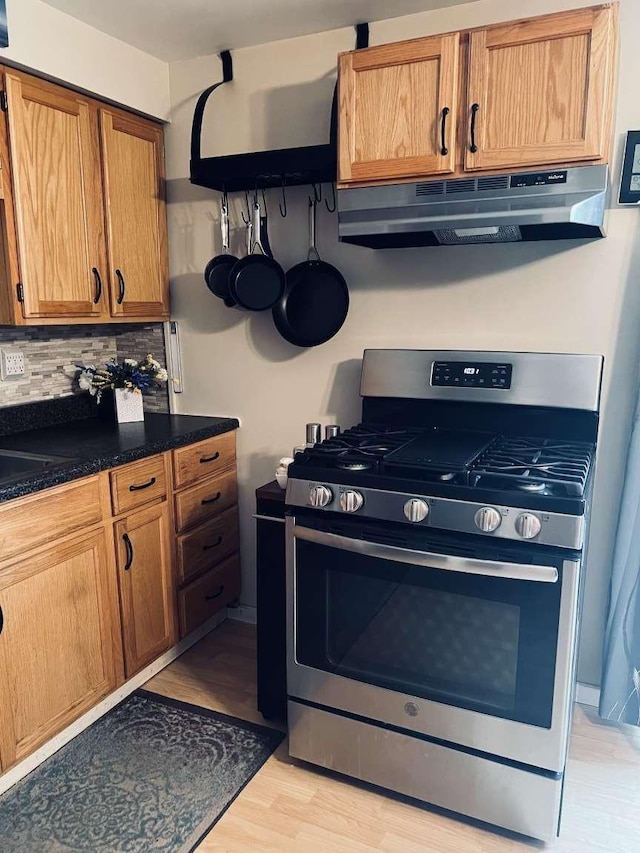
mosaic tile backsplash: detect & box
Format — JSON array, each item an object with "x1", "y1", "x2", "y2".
[{"x1": 0, "y1": 324, "x2": 169, "y2": 413}]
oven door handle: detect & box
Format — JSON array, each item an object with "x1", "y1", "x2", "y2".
[{"x1": 293, "y1": 525, "x2": 558, "y2": 583}]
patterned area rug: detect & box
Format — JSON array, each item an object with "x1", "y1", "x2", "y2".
[{"x1": 0, "y1": 689, "x2": 284, "y2": 852}]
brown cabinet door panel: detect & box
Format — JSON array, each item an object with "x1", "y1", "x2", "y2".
[
  {"x1": 4, "y1": 72, "x2": 107, "y2": 318},
  {"x1": 338, "y1": 33, "x2": 460, "y2": 183},
  {"x1": 465, "y1": 6, "x2": 616, "y2": 171},
  {"x1": 100, "y1": 110, "x2": 169, "y2": 318},
  {"x1": 0, "y1": 530, "x2": 120, "y2": 769},
  {"x1": 115, "y1": 502, "x2": 176, "y2": 678},
  {"x1": 178, "y1": 555, "x2": 240, "y2": 638},
  {"x1": 174, "y1": 470, "x2": 238, "y2": 533},
  {"x1": 177, "y1": 506, "x2": 239, "y2": 586}
]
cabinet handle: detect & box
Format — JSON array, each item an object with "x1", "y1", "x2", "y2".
[
  {"x1": 123, "y1": 533, "x2": 134, "y2": 571},
  {"x1": 470, "y1": 103, "x2": 480, "y2": 153},
  {"x1": 129, "y1": 477, "x2": 157, "y2": 492},
  {"x1": 200, "y1": 452, "x2": 220, "y2": 464},
  {"x1": 205, "y1": 585, "x2": 224, "y2": 601},
  {"x1": 440, "y1": 106, "x2": 450, "y2": 156},
  {"x1": 0, "y1": 604, "x2": 4, "y2": 636},
  {"x1": 201, "y1": 491, "x2": 221, "y2": 506},
  {"x1": 202, "y1": 536, "x2": 223, "y2": 552},
  {"x1": 92, "y1": 268, "x2": 102, "y2": 304},
  {"x1": 116, "y1": 269, "x2": 126, "y2": 304}
]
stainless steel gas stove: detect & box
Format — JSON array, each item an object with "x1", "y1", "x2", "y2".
[{"x1": 284, "y1": 350, "x2": 603, "y2": 842}]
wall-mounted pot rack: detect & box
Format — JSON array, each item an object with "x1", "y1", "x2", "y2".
[{"x1": 190, "y1": 24, "x2": 369, "y2": 193}]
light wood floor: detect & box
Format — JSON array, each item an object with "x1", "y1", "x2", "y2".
[{"x1": 144, "y1": 620, "x2": 640, "y2": 853}]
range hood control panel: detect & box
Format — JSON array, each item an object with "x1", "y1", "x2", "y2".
[{"x1": 431, "y1": 361, "x2": 513, "y2": 389}]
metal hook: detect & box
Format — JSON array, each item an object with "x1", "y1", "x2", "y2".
[
  {"x1": 312, "y1": 183, "x2": 322, "y2": 203},
  {"x1": 222, "y1": 187, "x2": 229, "y2": 208},
  {"x1": 241, "y1": 190, "x2": 251, "y2": 224},
  {"x1": 260, "y1": 186, "x2": 268, "y2": 216},
  {"x1": 279, "y1": 177, "x2": 287, "y2": 218},
  {"x1": 325, "y1": 182, "x2": 336, "y2": 213}
]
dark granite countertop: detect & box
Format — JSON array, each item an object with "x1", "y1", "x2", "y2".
[{"x1": 0, "y1": 401, "x2": 239, "y2": 503}]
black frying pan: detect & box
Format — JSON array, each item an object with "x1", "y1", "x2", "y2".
[
  {"x1": 272, "y1": 199, "x2": 349, "y2": 347},
  {"x1": 228, "y1": 200, "x2": 285, "y2": 311},
  {"x1": 204, "y1": 200, "x2": 237, "y2": 307}
]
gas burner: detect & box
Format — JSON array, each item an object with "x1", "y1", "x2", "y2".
[
  {"x1": 472, "y1": 437, "x2": 594, "y2": 498},
  {"x1": 336, "y1": 461, "x2": 374, "y2": 471}
]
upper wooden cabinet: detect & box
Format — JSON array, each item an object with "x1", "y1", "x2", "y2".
[
  {"x1": 100, "y1": 110, "x2": 169, "y2": 318},
  {"x1": 338, "y1": 33, "x2": 460, "y2": 182},
  {"x1": 337, "y1": 4, "x2": 618, "y2": 186},
  {"x1": 465, "y1": 6, "x2": 616, "y2": 172},
  {"x1": 4, "y1": 73, "x2": 108, "y2": 319},
  {"x1": 0, "y1": 68, "x2": 169, "y2": 325}
]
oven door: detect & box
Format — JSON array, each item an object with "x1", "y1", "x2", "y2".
[{"x1": 286, "y1": 514, "x2": 581, "y2": 773}]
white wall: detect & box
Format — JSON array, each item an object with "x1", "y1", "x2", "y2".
[
  {"x1": 1, "y1": 0, "x2": 169, "y2": 117},
  {"x1": 166, "y1": 0, "x2": 640, "y2": 687}
]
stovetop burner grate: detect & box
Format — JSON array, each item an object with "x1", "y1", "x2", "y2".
[
  {"x1": 291, "y1": 425, "x2": 595, "y2": 499},
  {"x1": 471, "y1": 437, "x2": 593, "y2": 497}
]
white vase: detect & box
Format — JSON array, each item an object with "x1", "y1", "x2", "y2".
[{"x1": 114, "y1": 388, "x2": 144, "y2": 423}]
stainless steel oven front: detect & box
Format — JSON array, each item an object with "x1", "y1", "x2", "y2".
[{"x1": 286, "y1": 513, "x2": 581, "y2": 774}]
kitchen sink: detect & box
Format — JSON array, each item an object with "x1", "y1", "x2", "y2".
[{"x1": 0, "y1": 449, "x2": 77, "y2": 486}]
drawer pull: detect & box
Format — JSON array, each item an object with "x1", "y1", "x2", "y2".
[
  {"x1": 200, "y1": 452, "x2": 220, "y2": 463},
  {"x1": 201, "y1": 491, "x2": 222, "y2": 506},
  {"x1": 202, "y1": 536, "x2": 223, "y2": 552},
  {"x1": 129, "y1": 476, "x2": 157, "y2": 492},
  {"x1": 123, "y1": 533, "x2": 134, "y2": 571},
  {"x1": 205, "y1": 585, "x2": 225, "y2": 601}
]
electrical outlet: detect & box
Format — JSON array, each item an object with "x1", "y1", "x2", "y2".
[{"x1": 0, "y1": 349, "x2": 24, "y2": 380}]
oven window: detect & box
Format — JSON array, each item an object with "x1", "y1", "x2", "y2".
[{"x1": 295, "y1": 537, "x2": 562, "y2": 728}]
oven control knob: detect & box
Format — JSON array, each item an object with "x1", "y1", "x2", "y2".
[
  {"x1": 515, "y1": 513, "x2": 542, "y2": 540},
  {"x1": 309, "y1": 485, "x2": 333, "y2": 508},
  {"x1": 339, "y1": 490, "x2": 364, "y2": 513},
  {"x1": 404, "y1": 499, "x2": 429, "y2": 523},
  {"x1": 474, "y1": 507, "x2": 502, "y2": 533}
]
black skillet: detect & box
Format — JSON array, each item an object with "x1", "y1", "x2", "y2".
[
  {"x1": 272, "y1": 198, "x2": 349, "y2": 347},
  {"x1": 204, "y1": 200, "x2": 238, "y2": 307},
  {"x1": 227, "y1": 199, "x2": 285, "y2": 311}
]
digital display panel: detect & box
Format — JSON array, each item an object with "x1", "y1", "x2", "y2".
[{"x1": 431, "y1": 361, "x2": 513, "y2": 389}]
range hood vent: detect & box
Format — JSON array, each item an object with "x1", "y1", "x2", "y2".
[{"x1": 339, "y1": 165, "x2": 609, "y2": 247}]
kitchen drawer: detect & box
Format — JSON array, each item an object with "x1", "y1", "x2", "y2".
[
  {"x1": 174, "y1": 469, "x2": 237, "y2": 533},
  {"x1": 0, "y1": 475, "x2": 104, "y2": 565},
  {"x1": 178, "y1": 554, "x2": 240, "y2": 637},
  {"x1": 173, "y1": 431, "x2": 236, "y2": 490},
  {"x1": 177, "y1": 506, "x2": 239, "y2": 585},
  {"x1": 110, "y1": 454, "x2": 167, "y2": 516}
]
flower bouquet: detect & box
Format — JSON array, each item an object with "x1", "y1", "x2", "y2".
[{"x1": 76, "y1": 355, "x2": 168, "y2": 423}]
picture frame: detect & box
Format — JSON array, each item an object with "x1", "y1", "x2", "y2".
[{"x1": 619, "y1": 130, "x2": 640, "y2": 205}]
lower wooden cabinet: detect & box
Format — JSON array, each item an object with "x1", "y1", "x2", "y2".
[
  {"x1": 115, "y1": 502, "x2": 176, "y2": 678},
  {"x1": 0, "y1": 530, "x2": 121, "y2": 770},
  {"x1": 0, "y1": 432, "x2": 240, "y2": 777},
  {"x1": 178, "y1": 555, "x2": 240, "y2": 637}
]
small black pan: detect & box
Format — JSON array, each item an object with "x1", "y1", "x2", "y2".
[
  {"x1": 204, "y1": 200, "x2": 237, "y2": 307},
  {"x1": 228, "y1": 200, "x2": 285, "y2": 311},
  {"x1": 272, "y1": 199, "x2": 349, "y2": 347}
]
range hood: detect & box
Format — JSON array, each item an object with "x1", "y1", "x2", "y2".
[{"x1": 338, "y1": 164, "x2": 608, "y2": 247}]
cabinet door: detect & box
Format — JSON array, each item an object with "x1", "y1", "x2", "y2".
[
  {"x1": 0, "y1": 531, "x2": 120, "y2": 769},
  {"x1": 465, "y1": 6, "x2": 616, "y2": 171},
  {"x1": 338, "y1": 33, "x2": 460, "y2": 184},
  {"x1": 115, "y1": 502, "x2": 176, "y2": 678},
  {"x1": 4, "y1": 72, "x2": 108, "y2": 318},
  {"x1": 100, "y1": 109, "x2": 170, "y2": 319}
]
